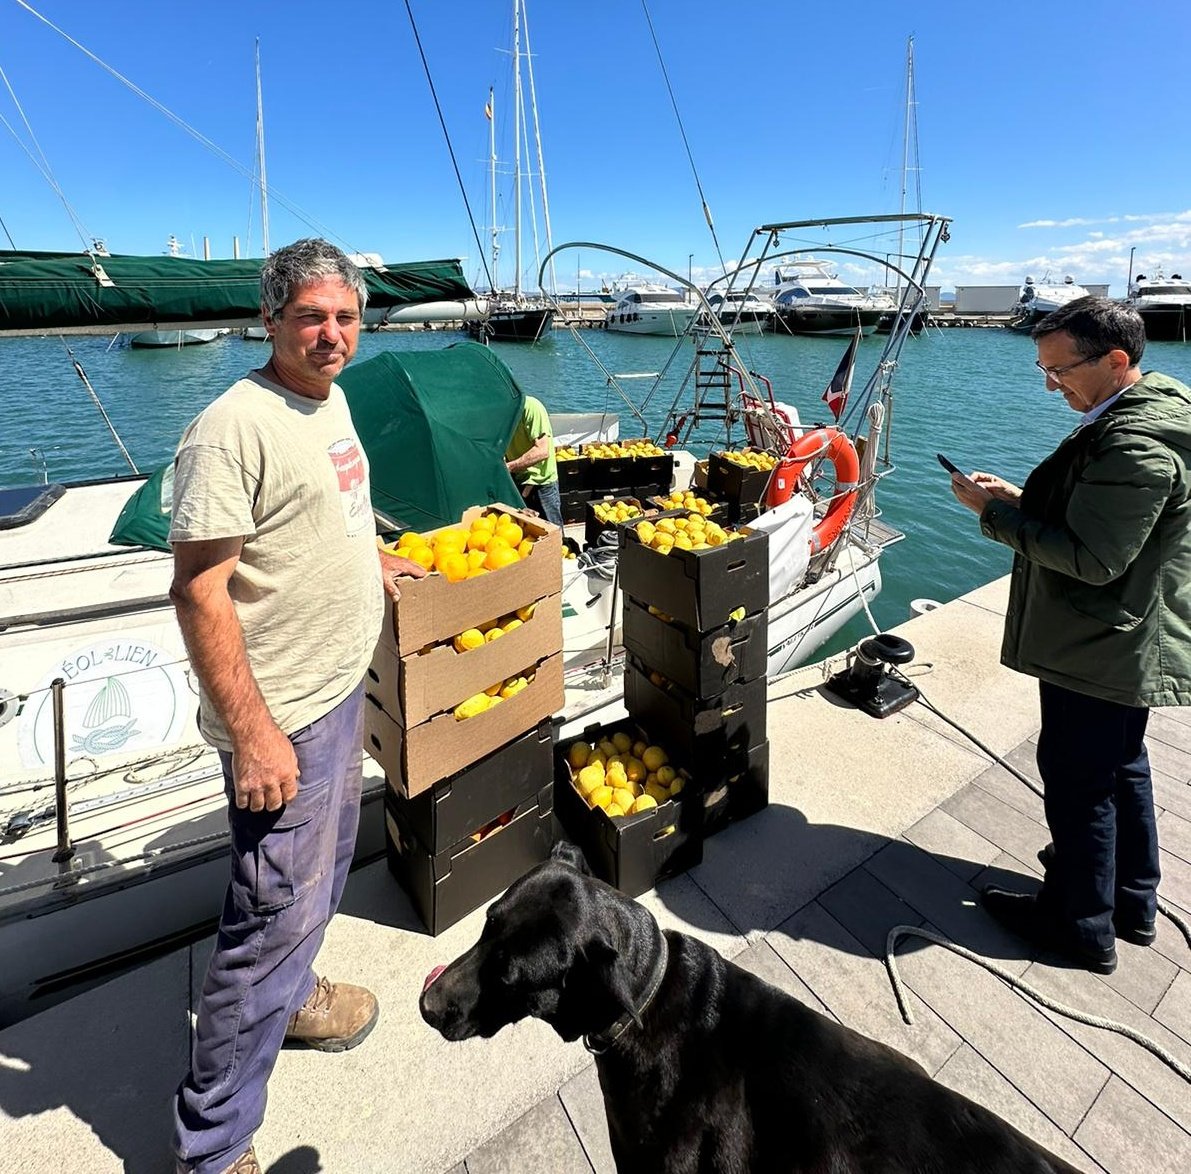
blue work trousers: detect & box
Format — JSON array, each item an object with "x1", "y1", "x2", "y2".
[
  {"x1": 520, "y1": 478, "x2": 563, "y2": 528},
  {"x1": 174, "y1": 683, "x2": 365, "y2": 1173},
  {"x1": 1036, "y1": 679, "x2": 1160, "y2": 954}
]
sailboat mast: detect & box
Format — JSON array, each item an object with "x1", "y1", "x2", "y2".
[
  {"x1": 512, "y1": 0, "x2": 522, "y2": 300},
  {"x1": 255, "y1": 38, "x2": 270, "y2": 256},
  {"x1": 488, "y1": 86, "x2": 498, "y2": 291},
  {"x1": 520, "y1": 0, "x2": 556, "y2": 295}
]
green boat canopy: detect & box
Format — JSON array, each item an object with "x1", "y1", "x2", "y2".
[
  {"x1": 110, "y1": 342, "x2": 524, "y2": 549},
  {"x1": 339, "y1": 343, "x2": 524, "y2": 532},
  {"x1": 0, "y1": 250, "x2": 474, "y2": 334}
]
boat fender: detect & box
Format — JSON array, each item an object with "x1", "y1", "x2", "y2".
[{"x1": 768, "y1": 426, "x2": 860, "y2": 554}]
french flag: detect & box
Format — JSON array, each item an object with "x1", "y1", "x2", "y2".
[{"x1": 822, "y1": 327, "x2": 862, "y2": 421}]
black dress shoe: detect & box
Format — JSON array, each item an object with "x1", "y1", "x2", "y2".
[
  {"x1": 1035, "y1": 843, "x2": 1156, "y2": 946},
  {"x1": 980, "y1": 886, "x2": 1117, "y2": 975}
]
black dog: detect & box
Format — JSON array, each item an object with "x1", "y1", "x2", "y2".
[{"x1": 421, "y1": 842, "x2": 1084, "y2": 1173}]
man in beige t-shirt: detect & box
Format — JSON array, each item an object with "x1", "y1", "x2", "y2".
[{"x1": 169, "y1": 239, "x2": 424, "y2": 1174}]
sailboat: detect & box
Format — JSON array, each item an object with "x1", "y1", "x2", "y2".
[
  {"x1": 242, "y1": 38, "x2": 272, "y2": 342},
  {"x1": 465, "y1": 0, "x2": 555, "y2": 344},
  {"x1": 876, "y1": 37, "x2": 930, "y2": 336}
]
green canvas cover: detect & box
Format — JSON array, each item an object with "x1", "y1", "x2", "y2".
[
  {"x1": 108, "y1": 463, "x2": 174, "y2": 551},
  {"x1": 109, "y1": 342, "x2": 524, "y2": 549},
  {"x1": 0, "y1": 250, "x2": 473, "y2": 333},
  {"x1": 339, "y1": 343, "x2": 524, "y2": 531}
]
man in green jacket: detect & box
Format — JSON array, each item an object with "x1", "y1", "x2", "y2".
[{"x1": 950, "y1": 296, "x2": 1191, "y2": 974}]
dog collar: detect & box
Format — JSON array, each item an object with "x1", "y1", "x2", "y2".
[{"x1": 583, "y1": 932, "x2": 669, "y2": 1055}]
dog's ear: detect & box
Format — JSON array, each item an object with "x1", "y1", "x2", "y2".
[
  {"x1": 550, "y1": 840, "x2": 592, "y2": 876},
  {"x1": 583, "y1": 933, "x2": 642, "y2": 1027}
]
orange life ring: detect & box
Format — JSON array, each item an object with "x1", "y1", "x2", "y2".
[{"x1": 766, "y1": 427, "x2": 860, "y2": 553}]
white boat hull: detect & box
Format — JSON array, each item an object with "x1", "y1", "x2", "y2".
[
  {"x1": 605, "y1": 308, "x2": 698, "y2": 336},
  {"x1": 129, "y1": 329, "x2": 223, "y2": 347}
]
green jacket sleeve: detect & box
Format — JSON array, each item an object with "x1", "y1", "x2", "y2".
[{"x1": 980, "y1": 431, "x2": 1176, "y2": 584}]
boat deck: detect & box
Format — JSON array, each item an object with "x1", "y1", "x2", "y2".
[{"x1": 2, "y1": 576, "x2": 1189, "y2": 1172}]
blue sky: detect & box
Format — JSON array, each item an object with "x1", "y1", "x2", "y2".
[{"x1": 2, "y1": 0, "x2": 1189, "y2": 295}]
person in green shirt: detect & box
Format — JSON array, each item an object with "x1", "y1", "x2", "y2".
[{"x1": 505, "y1": 394, "x2": 563, "y2": 526}]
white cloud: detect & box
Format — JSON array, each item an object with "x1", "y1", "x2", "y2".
[{"x1": 1018, "y1": 216, "x2": 1115, "y2": 229}]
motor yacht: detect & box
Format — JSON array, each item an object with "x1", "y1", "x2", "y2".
[{"x1": 769, "y1": 259, "x2": 891, "y2": 337}]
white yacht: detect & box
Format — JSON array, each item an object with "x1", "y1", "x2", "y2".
[
  {"x1": 770, "y1": 259, "x2": 892, "y2": 337},
  {"x1": 1126, "y1": 268, "x2": 1191, "y2": 341},
  {"x1": 605, "y1": 282, "x2": 698, "y2": 336},
  {"x1": 1007, "y1": 274, "x2": 1090, "y2": 331},
  {"x1": 700, "y1": 289, "x2": 774, "y2": 335}
]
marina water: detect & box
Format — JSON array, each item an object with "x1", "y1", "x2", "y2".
[{"x1": 4, "y1": 327, "x2": 1190, "y2": 659}]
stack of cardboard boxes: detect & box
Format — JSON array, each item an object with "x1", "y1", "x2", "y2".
[
  {"x1": 618, "y1": 515, "x2": 772, "y2": 837},
  {"x1": 364, "y1": 504, "x2": 564, "y2": 934},
  {"x1": 554, "y1": 514, "x2": 772, "y2": 897}
]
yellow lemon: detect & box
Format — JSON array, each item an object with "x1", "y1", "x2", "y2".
[
  {"x1": 611, "y1": 731, "x2": 633, "y2": 754},
  {"x1": 645, "y1": 782, "x2": 670, "y2": 804},
  {"x1": 632, "y1": 739, "x2": 649, "y2": 759},
  {"x1": 484, "y1": 627, "x2": 505, "y2": 643},
  {"x1": 454, "y1": 693, "x2": 491, "y2": 720},
  {"x1": 631, "y1": 794, "x2": 658, "y2": 814},
  {"x1": 495, "y1": 522, "x2": 524, "y2": 547},
  {"x1": 453, "y1": 628, "x2": 485, "y2": 653},
  {"x1": 589, "y1": 784, "x2": 614, "y2": 810},
  {"x1": 432, "y1": 529, "x2": 469, "y2": 550},
  {"x1": 470, "y1": 514, "x2": 496, "y2": 531},
  {"x1": 612, "y1": 787, "x2": 636, "y2": 811},
  {"x1": 396, "y1": 530, "x2": 422, "y2": 549},
  {"x1": 568, "y1": 741, "x2": 592, "y2": 770},
  {"x1": 642, "y1": 745, "x2": 668, "y2": 772},
  {"x1": 669, "y1": 777, "x2": 685, "y2": 796},
  {"x1": 625, "y1": 758, "x2": 646, "y2": 784},
  {"x1": 605, "y1": 803, "x2": 627, "y2": 818},
  {"x1": 515, "y1": 602, "x2": 537, "y2": 622},
  {"x1": 500, "y1": 676, "x2": 528, "y2": 699},
  {"x1": 517, "y1": 539, "x2": 534, "y2": 558},
  {"x1": 407, "y1": 545, "x2": 435, "y2": 570},
  {"x1": 576, "y1": 764, "x2": 604, "y2": 796},
  {"x1": 466, "y1": 529, "x2": 492, "y2": 552},
  {"x1": 501, "y1": 618, "x2": 524, "y2": 633},
  {"x1": 598, "y1": 739, "x2": 618, "y2": 759},
  {"x1": 439, "y1": 551, "x2": 470, "y2": 582},
  {"x1": 484, "y1": 545, "x2": 521, "y2": 571},
  {"x1": 656, "y1": 764, "x2": 677, "y2": 786}
]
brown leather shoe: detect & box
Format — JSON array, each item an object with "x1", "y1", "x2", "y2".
[
  {"x1": 284, "y1": 975, "x2": 379, "y2": 1052},
  {"x1": 176, "y1": 1146, "x2": 260, "y2": 1174}
]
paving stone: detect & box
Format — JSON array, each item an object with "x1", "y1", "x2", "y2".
[
  {"x1": 1154, "y1": 969, "x2": 1191, "y2": 1047},
  {"x1": 818, "y1": 862, "x2": 927, "y2": 959},
  {"x1": 1073, "y1": 1075, "x2": 1191, "y2": 1174},
  {"x1": 863, "y1": 840, "x2": 1033, "y2": 970},
  {"x1": 1147, "y1": 738, "x2": 1191, "y2": 785},
  {"x1": 1158, "y1": 848, "x2": 1191, "y2": 914},
  {"x1": 1158, "y1": 809, "x2": 1191, "y2": 866},
  {"x1": 558, "y1": 1062, "x2": 615, "y2": 1174},
  {"x1": 969, "y1": 756, "x2": 1048, "y2": 824},
  {"x1": 1149, "y1": 711, "x2": 1191, "y2": 757},
  {"x1": 902, "y1": 808, "x2": 1000, "y2": 882},
  {"x1": 1150, "y1": 906, "x2": 1191, "y2": 972},
  {"x1": 1023, "y1": 961, "x2": 1191, "y2": 1133},
  {"x1": 941, "y1": 784, "x2": 1048, "y2": 876},
  {"x1": 1152, "y1": 773, "x2": 1191, "y2": 822},
  {"x1": 933, "y1": 1043, "x2": 1103, "y2": 1171},
  {"x1": 446, "y1": 1166, "x2": 465, "y2": 1174},
  {"x1": 767, "y1": 901, "x2": 961, "y2": 1076},
  {"x1": 892, "y1": 941, "x2": 1108, "y2": 1134},
  {"x1": 733, "y1": 939, "x2": 834, "y2": 1017},
  {"x1": 463, "y1": 1096, "x2": 593, "y2": 1174}
]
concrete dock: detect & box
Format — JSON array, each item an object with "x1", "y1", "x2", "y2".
[{"x1": 2, "y1": 576, "x2": 1189, "y2": 1173}]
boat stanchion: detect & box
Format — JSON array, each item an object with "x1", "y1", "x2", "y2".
[{"x1": 50, "y1": 677, "x2": 79, "y2": 879}]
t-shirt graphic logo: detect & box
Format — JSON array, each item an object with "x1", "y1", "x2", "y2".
[{"x1": 329, "y1": 438, "x2": 370, "y2": 536}]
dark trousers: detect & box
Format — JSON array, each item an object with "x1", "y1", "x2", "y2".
[
  {"x1": 174, "y1": 684, "x2": 366, "y2": 1173},
  {"x1": 1036, "y1": 679, "x2": 1160, "y2": 953}
]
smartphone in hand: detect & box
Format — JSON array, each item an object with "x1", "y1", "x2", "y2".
[{"x1": 936, "y1": 452, "x2": 963, "y2": 476}]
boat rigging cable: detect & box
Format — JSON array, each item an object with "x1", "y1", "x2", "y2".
[
  {"x1": 11, "y1": 0, "x2": 349, "y2": 252},
  {"x1": 638, "y1": 0, "x2": 726, "y2": 273},
  {"x1": 402, "y1": 0, "x2": 495, "y2": 294}
]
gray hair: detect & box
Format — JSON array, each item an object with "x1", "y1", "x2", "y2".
[{"x1": 260, "y1": 238, "x2": 369, "y2": 319}]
